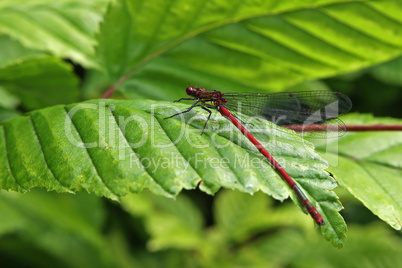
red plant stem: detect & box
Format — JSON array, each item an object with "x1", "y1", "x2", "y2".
[
  {"x1": 284, "y1": 124, "x2": 402, "y2": 132},
  {"x1": 102, "y1": 71, "x2": 135, "y2": 98},
  {"x1": 102, "y1": 85, "x2": 116, "y2": 99}
]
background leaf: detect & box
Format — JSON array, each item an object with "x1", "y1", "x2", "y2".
[
  {"x1": 0, "y1": 55, "x2": 79, "y2": 110},
  {"x1": 0, "y1": 190, "x2": 110, "y2": 267},
  {"x1": 315, "y1": 114, "x2": 402, "y2": 230},
  {"x1": 0, "y1": 34, "x2": 80, "y2": 110},
  {"x1": 370, "y1": 55, "x2": 402, "y2": 86},
  {"x1": 0, "y1": 0, "x2": 109, "y2": 68},
  {"x1": 0, "y1": 35, "x2": 41, "y2": 66},
  {"x1": 97, "y1": 0, "x2": 402, "y2": 100},
  {"x1": 121, "y1": 192, "x2": 205, "y2": 252}
]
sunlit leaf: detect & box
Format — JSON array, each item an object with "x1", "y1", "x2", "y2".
[
  {"x1": 0, "y1": 99, "x2": 344, "y2": 247},
  {"x1": 0, "y1": 0, "x2": 109, "y2": 67},
  {"x1": 97, "y1": 0, "x2": 402, "y2": 100},
  {"x1": 316, "y1": 114, "x2": 402, "y2": 230}
]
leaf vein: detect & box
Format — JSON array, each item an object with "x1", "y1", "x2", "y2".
[
  {"x1": 180, "y1": 1, "x2": 208, "y2": 35},
  {"x1": 203, "y1": 34, "x2": 307, "y2": 77},
  {"x1": 276, "y1": 15, "x2": 367, "y2": 62},
  {"x1": 141, "y1": 0, "x2": 179, "y2": 60},
  {"x1": 155, "y1": 117, "x2": 208, "y2": 187},
  {"x1": 367, "y1": 1, "x2": 402, "y2": 26},
  {"x1": 18, "y1": 10, "x2": 88, "y2": 54},
  {"x1": 364, "y1": 142, "x2": 402, "y2": 159},
  {"x1": 244, "y1": 22, "x2": 340, "y2": 70},
  {"x1": 318, "y1": 7, "x2": 402, "y2": 49},
  {"x1": 1, "y1": 124, "x2": 25, "y2": 190},
  {"x1": 356, "y1": 161, "x2": 400, "y2": 208},
  {"x1": 107, "y1": 106, "x2": 173, "y2": 195},
  {"x1": 63, "y1": 107, "x2": 118, "y2": 198},
  {"x1": 28, "y1": 115, "x2": 71, "y2": 191}
]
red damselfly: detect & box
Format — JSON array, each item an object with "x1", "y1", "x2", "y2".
[{"x1": 166, "y1": 87, "x2": 352, "y2": 225}]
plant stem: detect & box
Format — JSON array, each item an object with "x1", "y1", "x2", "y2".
[{"x1": 284, "y1": 124, "x2": 402, "y2": 132}]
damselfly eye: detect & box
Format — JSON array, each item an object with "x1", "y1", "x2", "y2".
[{"x1": 186, "y1": 87, "x2": 195, "y2": 96}]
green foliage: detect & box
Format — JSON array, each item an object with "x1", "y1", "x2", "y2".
[
  {"x1": 96, "y1": 0, "x2": 402, "y2": 100},
  {"x1": 0, "y1": 99, "x2": 346, "y2": 247},
  {"x1": 0, "y1": 0, "x2": 108, "y2": 68},
  {"x1": 1, "y1": 190, "x2": 402, "y2": 267},
  {"x1": 0, "y1": 36, "x2": 79, "y2": 110},
  {"x1": 316, "y1": 114, "x2": 402, "y2": 230},
  {"x1": 0, "y1": 0, "x2": 401, "y2": 266}
]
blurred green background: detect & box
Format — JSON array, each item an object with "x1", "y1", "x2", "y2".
[{"x1": 0, "y1": 0, "x2": 401, "y2": 267}]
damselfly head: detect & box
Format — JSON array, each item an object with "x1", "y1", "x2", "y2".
[
  {"x1": 186, "y1": 86, "x2": 196, "y2": 96},
  {"x1": 186, "y1": 86, "x2": 205, "y2": 96}
]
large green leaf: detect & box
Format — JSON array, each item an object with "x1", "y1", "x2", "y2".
[
  {"x1": 0, "y1": 190, "x2": 113, "y2": 267},
  {"x1": 316, "y1": 114, "x2": 402, "y2": 230},
  {"x1": 5, "y1": 191, "x2": 398, "y2": 268},
  {"x1": 0, "y1": 0, "x2": 109, "y2": 68},
  {"x1": 0, "y1": 35, "x2": 41, "y2": 66},
  {"x1": 234, "y1": 223, "x2": 402, "y2": 267},
  {"x1": 0, "y1": 99, "x2": 344, "y2": 247},
  {"x1": 0, "y1": 55, "x2": 79, "y2": 110},
  {"x1": 97, "y1": 0, "x2": 402, "y2": 100},
  {"x1": 121, "y1": 192, "x2": 205, "y2": 252},
  {"x1": 0, "y1": 35, "x2": 80, "y2": 110},
  {"x1": 122, "y1": 190, "x2": 402, "y2": 267},
  {"x1": 370, "y1": 55, "x2": 402, "y2": 86}
]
